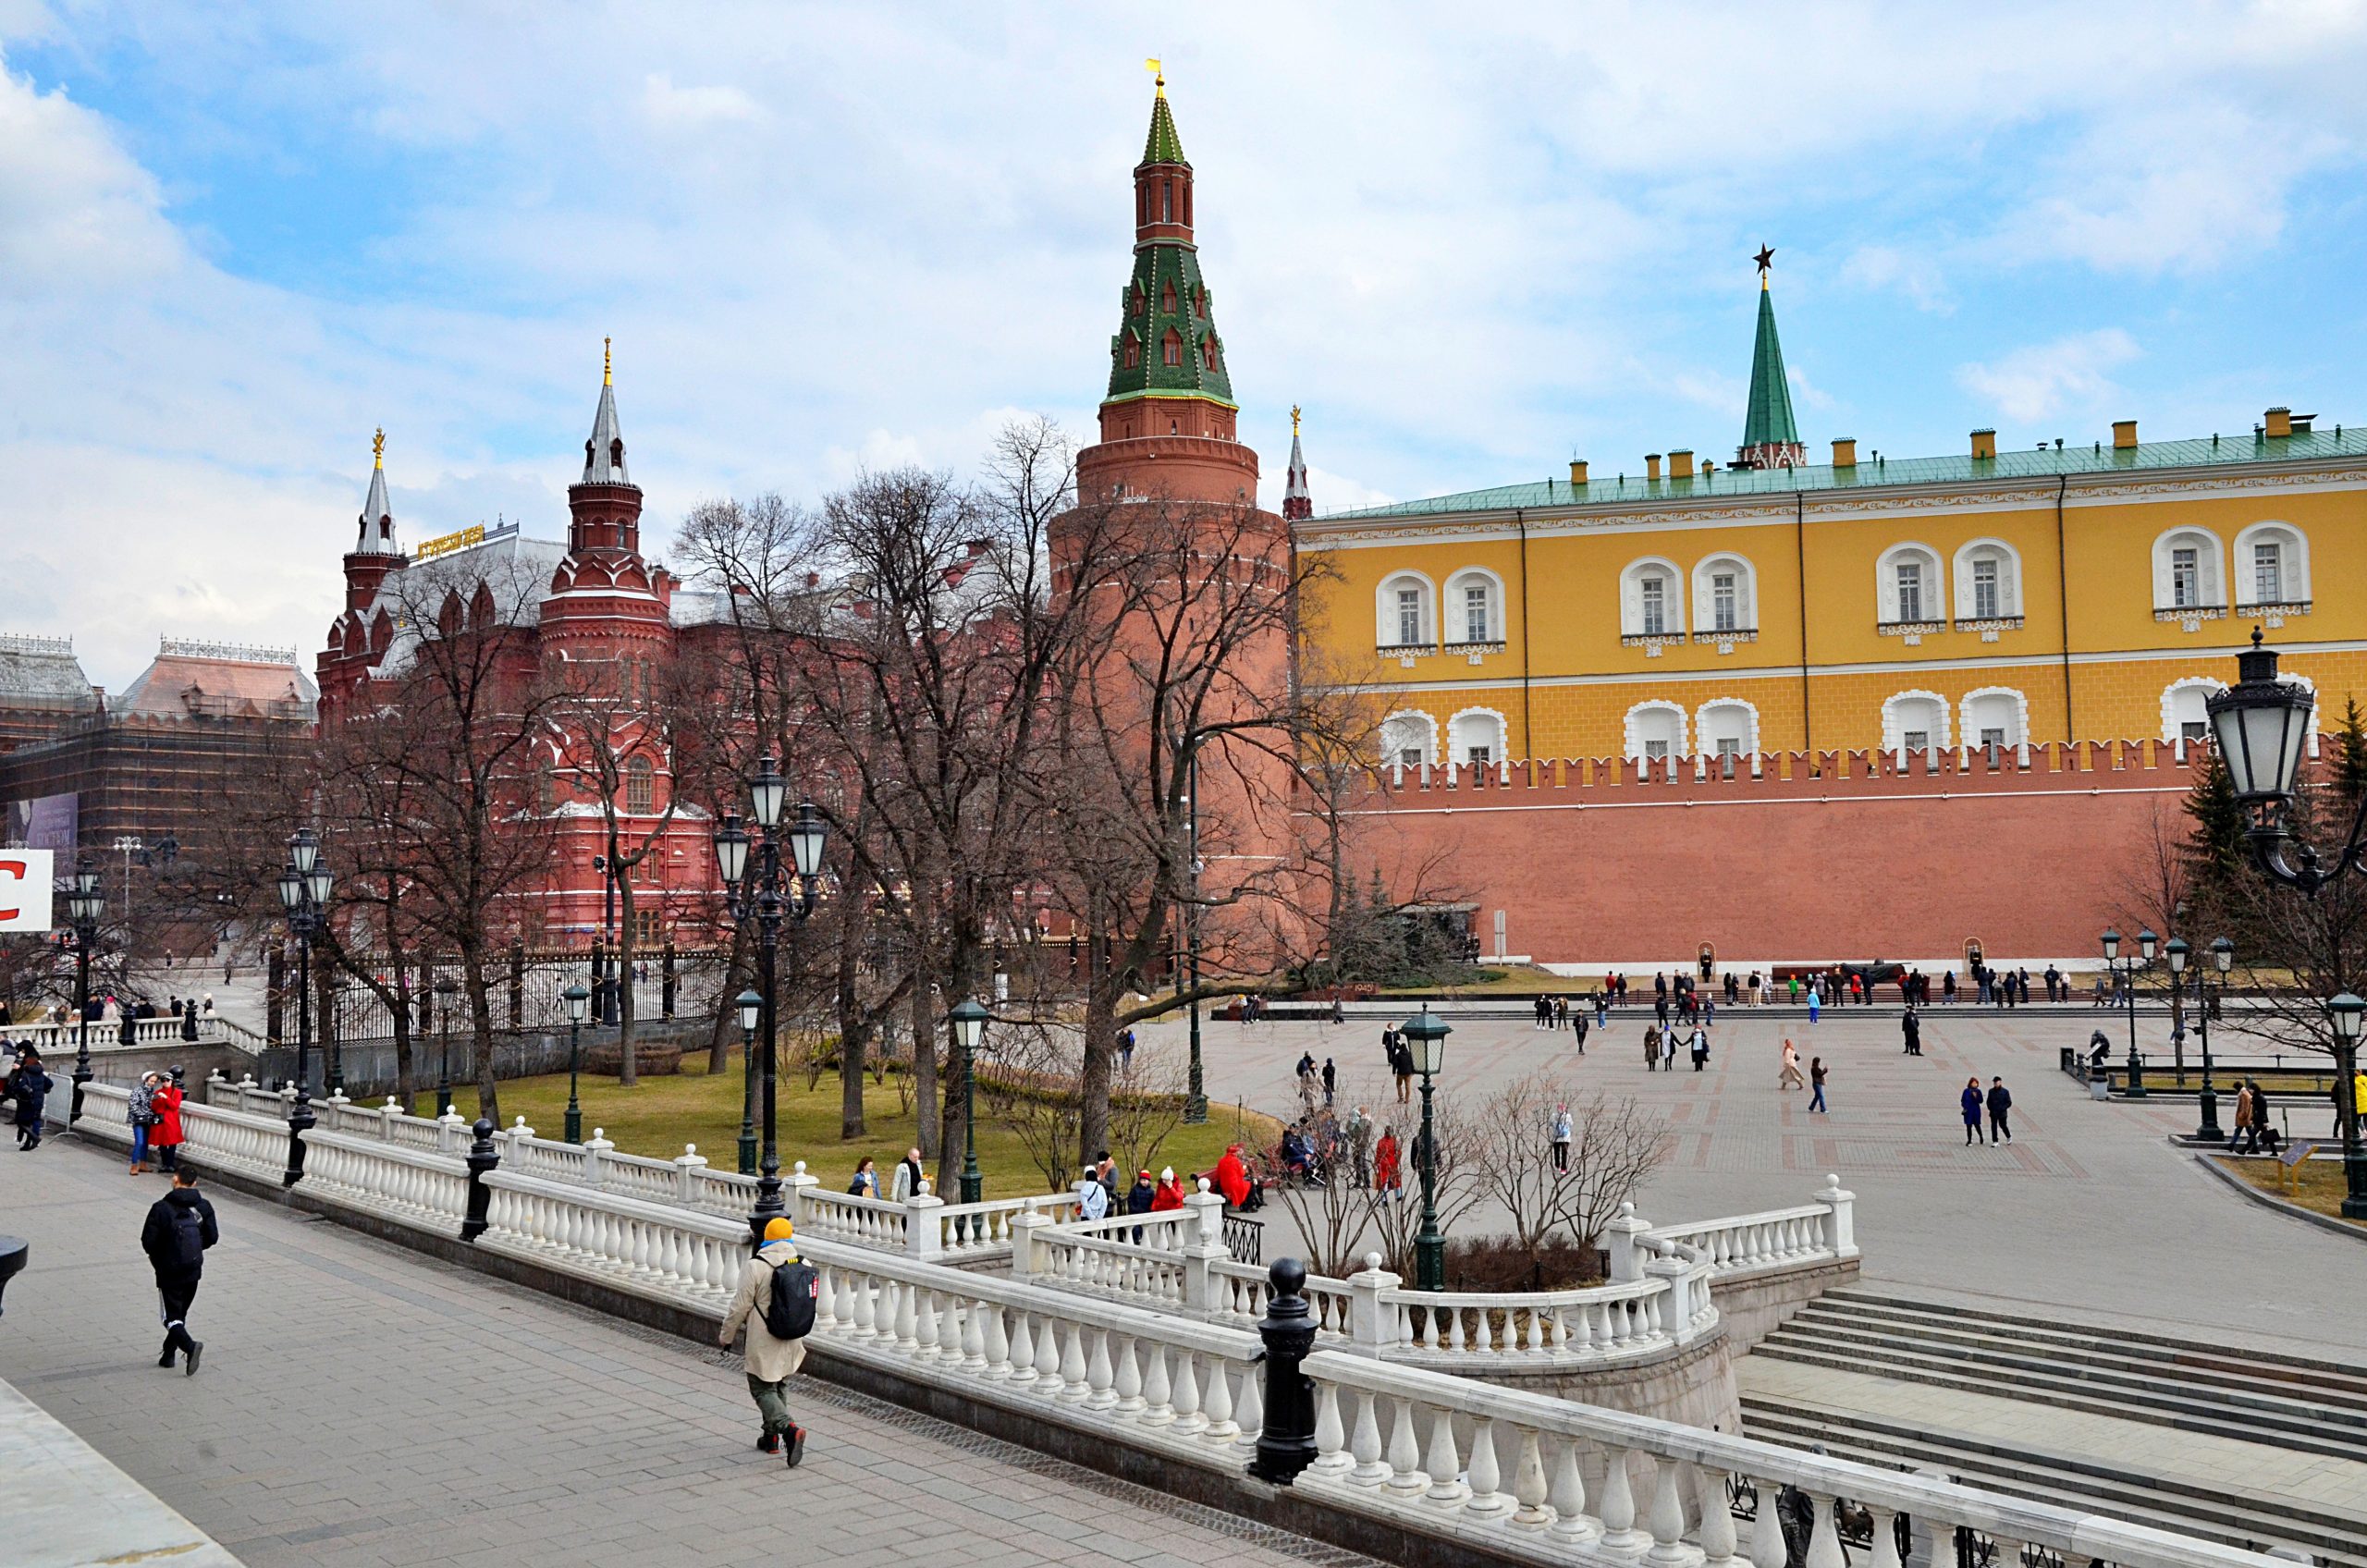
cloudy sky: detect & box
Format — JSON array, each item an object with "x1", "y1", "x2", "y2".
[{"x1": 7, "y1": 2, "x2": 2367, "y2": 688}]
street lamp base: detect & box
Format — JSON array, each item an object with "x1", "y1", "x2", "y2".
[
  {"x1": 1184, "y1": 1094, "x2": 1208, "y2": 1126},
  {"x1": 960, "y1": 1171, "x2": 984, "y2": 1206},
  {"x1": 564, "y1": 1107, "x2": 583, "y2": 1145},
  {"x1": 1416, "y1": 1236, "x2": 1446, "y2": 1293},
  {"x1": 2345, "y1": 1195, "x2": 2367, "y2": 1222},
  {"x1": 2195, "y1": 1086, "x2": 2222, "y2": 1144},
  {"x1": 737, "y1": 1133, "x2": 757, "y2": 1177}
]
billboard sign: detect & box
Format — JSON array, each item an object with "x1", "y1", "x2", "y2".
[
  {"x1": 0, "y1": 849, "x2": 54, "y2": 931},
  {"x1": 6, "y1": 792, "x2": 78, "y2": 852}
]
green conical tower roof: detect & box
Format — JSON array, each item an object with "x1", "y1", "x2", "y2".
[
  {"x1": 1103, "y1": 79, "x2": 1234, "y2": 410},
  {"x1": 1143, "y1": 80, "x2": 1188, "y2": 166},
  {"x1": 1738, "y1": 256, "x2": 1805, "y2": 468}
]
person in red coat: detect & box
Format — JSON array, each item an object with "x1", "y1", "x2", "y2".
[
  {"x1": 152, "y1": 1071, "x2": 186, "y2": 1175},
  {"x1": 1212, "y1": 1145, "x2": 1252, "y2": 1208},
  {"x1": 1374, "y1": 1128, "x2": 1402, "y2": 1200},
  {"x1": 1150, "y1": 1167, "x2": 1187, "y2": 1212}
]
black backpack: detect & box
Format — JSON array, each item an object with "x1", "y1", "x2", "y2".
[
  {"x1": 760, "y1": 1257, "x2": 818, "y2": 1341},
  {"x1": 171, "y1": 1204, "x2": 207, "y2": 1268}
]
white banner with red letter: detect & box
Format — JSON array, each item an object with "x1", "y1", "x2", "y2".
[{"x1": 0, "y1": 850, "x2": 55, "y2": 931}]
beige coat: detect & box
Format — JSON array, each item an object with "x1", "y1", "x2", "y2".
[{"x1": 719, "y1": 1239, "x2": 810, "y2": 1383}]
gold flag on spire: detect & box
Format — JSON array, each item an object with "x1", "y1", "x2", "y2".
[
  {"x1": 373, "y1": 427, "x2": 386, "y2": 467},
  {"x1": 1145, "y1": 57, "x2": 1163, "y2": 94},
  {"x1": 603, "y1": 336, "x2": 613, "y2": 386},
  {"x1": 1291, "y1": 405, "x2": 1302, "y2": 437}
]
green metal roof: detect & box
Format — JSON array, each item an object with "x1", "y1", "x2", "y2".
[
  {"x1": 1105, "y1": 242, "x2": 1233, "y2": 405},
  {"x1": 1318, "y1": 425, "x2": 2367, "y2": 521},
  {"x1": 1741, "y1": 286, "x2": 1800, "y2": 453},
  {"x1": 1143, "y1": 92, "x2": 1188, "y2": 167}
]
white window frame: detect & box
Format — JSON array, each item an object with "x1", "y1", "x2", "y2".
[
  {"x1": 2230, "y1": 521, "x2": 2310, "y2": 607},
  {"x1": 1622, "y1": 700, "x2": 1687, "y2": 764},
  {"x1": 1441, "y1": 567, "x2": 1506, "y2": 646},
  {"x1": 1958, "y1": 686, "x2": 2030, "y2": 752},
  {"x1": 1375, "y1": 570, "x2": 1436, "y2": 648},
  {"x1": 1619, "y1": 557, "x2": 1686, "y2": 638},
  {"x1": 1445, "y1": 706, "x2": 1508, "y2": 769},
  {"x1": 1950, "y1": 538, "x2": 2023, "y2": 621},
  {"x1": 1379, "y1": 709, "x2": 1440, "y2": 769},
  {"x1": 2159, "y1": 676, "x2": 2220, "y2": 745},
  {"x1": 1875, "y1": 542, "x2": 1945, "y2": 626},
  {"x1": 1690, "y1": 554, "x2": 1757, "y2": 636},
  {"x1": 2150, "y1": 527, "x2": 2226, "y2": 612},
  {"x1": 1882, "y1": 690, "x2": 1953, "y2": 755},
  {"x1": 1693, "y1": 698, "x2": 1760, "y2": 763}
]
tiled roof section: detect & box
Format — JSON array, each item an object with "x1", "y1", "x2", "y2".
[
  {"x1": 118, "y1": 647, "x2": 317, "y2": 721},
  {"x1": 1317, "y1": 425, "x2": 2367, "y2": 521},
  {"x1": 0, "y1": 635, "x2": 98, "y2": 709},
  {"x1": 1741, "y1": 286, "x2": 1801, "y2": 456},
  {"x1": 1143, "y1": 90, "x2": 1187, "y2": 167},
  {"x1": 1105, "y1": 241, "x2": 1233, "y2": 407}
]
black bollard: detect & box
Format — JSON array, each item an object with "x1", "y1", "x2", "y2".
[
  {"x1": 2127, "y1": 1049, "x2": 2149, "y2": 1099},
  {"x1": 461, "y1": 1118, "x2": 499, "y2": 1243},
  {"x1": 1249, "y1": 1257, "x2": 1320, "y2": 1485},
  {"x1": 282, "y1": 1093, "x2": 315, "y2": 1187}
]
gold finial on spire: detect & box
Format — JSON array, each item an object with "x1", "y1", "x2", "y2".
[
  {"x1": 1145, "y1": 57, "x2": 1164, "y2": 96},
  {"x1": 603, "y1": 336, "x2": 613, "y2": 386},
  {"x1": 1291, "y1": 404, "x2": 1302, "y2": 437},
  {"x1": 373, "y1": 427, "x2": 386, "y2": 468}
]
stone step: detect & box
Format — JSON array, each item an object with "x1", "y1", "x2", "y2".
[
  {"x1": 1823, "y1": 1287, "x2": 2367, "y2": 1403},
  {"x1": 1774, "y1": 1305, "x2": 2367, "y2": 1435},
  {"x1": 1747, "y1": 1338, "x2": 2367, "y2": 1469},
  {"x1": 1739, "y1": 1396, "x2": 2367, "y2": 1567}
]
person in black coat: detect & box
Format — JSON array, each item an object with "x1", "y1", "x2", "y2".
[
  {"x1": 141, "y1": 1170, "x2": 218, "y2": 1373},
  {"x1": 1985, "y1": 1077, "x2": 2014, "y2": 1144},
  {"x1": 7, "y1": 1047, "x2": 50, "y2": 1150},
  {"x1": 1900, "y1": 1009, "x2": 1921, "y2": 1056}
]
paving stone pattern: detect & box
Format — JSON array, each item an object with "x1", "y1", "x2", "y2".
[{"x1": 0, "y1": 1139, "x2": 1376, "y2": 1568}]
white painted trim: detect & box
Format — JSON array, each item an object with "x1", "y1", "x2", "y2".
[
  {"x1": 1881, "y1": 689, "x2": 1954, "y2": 754},
  {"x1": 2158, "y1": 675, "x2": 2222, "y2": 743},
  {"x1": 1950, "y1": 537, "x2": 2024, "y2": 621},
  {"x1": 1441, "y1": 565, "x2": 1507, "y2": 644},
  {"x1": 1375, "y1": 570, "x2": 1437, "y2": 649},
  {"x1": 1957, "y1": 685, "x2": 2030, "y2": 750},
  {"x1": 1379, "y1": 707, "x2": 1441, "y2": 768},
  {"x1": 1619, "y1": 556, "x2": 1686, "y2": 637},
  {"x1": 1689, "y1": 553, "x2": 1758, "y2": 637},
  {"x1": 1874, "y1": 541, "x2": 1945, "y2": 625},
  {"x1": 1692, "y1": 696, "x2": 1760, "y2": 761},
  {"x1": 1444, "y1": 705, "x2": 1508, "y2": 766},
  {"x1": 2150, "y1": 525, "x2": 2226, "y2": 612},
  {"x1": 1622, "y1": 699, "x2": 1687, "y2": 763},
  {"x1": 2230, "y1": 520, "x2": 2311, "y2": 606}
]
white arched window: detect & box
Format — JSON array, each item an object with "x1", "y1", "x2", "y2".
[
  {"x1": 1960, "y1": 687, "x2": 2028, "y2": 750},
  {"x1": 1623, "y1": 700, "x2": 1686, "y2": 763},
  {"x1": 2161, "y1": 677, "x2": 2218, "y2": 744},
  {"x1": 1380, "y1": 710, "x2": 1439, "y2": 769},
  {"x1": 1376, "y1": 570, "x2": 1435, "y2": 649},
  {"x1": 1691, "y1": 554, "x2": 1758, "y2": 638},
  {"x1": 1883, "y1": 691, "x2": 1952, "y2": 753},
  {"x1": 2152, "y1": 527, "x2": 2226, "y2": 613},
  {"x1": 2232, "y1": 521, "x2": 2310, "y2": 609},
  {"x1": 1442, "y1": 567, "x2": 1505, "y2": 646},
  {"x1": 1619, "y1": 557, "x2": 1685, "y2": 639},
  {"x1": 1952, "y1": 539, "x2": 2023, "y2": 622},
  {"x1": 1876, "y1": 543, "x2": 1945, "y2": 627},
  {"x1": 1446, "y1": 707, "x2": 1507, "y2": 767},
  {"x1": 1695, "y1": 698, "x2": 1760, "y2": 761}
]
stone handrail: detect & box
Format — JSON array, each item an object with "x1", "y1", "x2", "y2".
[
  {"x1": 461, "y1": 1167, "x2": 2293, "y2": 1568},
  {"x1": 1643, "y1": 1176, "x2": 1854, "y2": 1279},
  {"x1": 794, "y1": 1180, "x2": 914, "y2": 1251},
  {"x1": 8, "y1": 1015, "x2": 233, "y2": 1052},
  {"x1": 79, "y1": 1081, "x2": 289, "y2": 1185}
]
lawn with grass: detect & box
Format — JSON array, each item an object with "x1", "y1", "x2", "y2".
[
  {"x1": 2214, "y1": 1154, "x2": 2367, "y2": 1229},
  {"x1": 407, "y1": 1049, "x2": 1274, "y2": 1198}
]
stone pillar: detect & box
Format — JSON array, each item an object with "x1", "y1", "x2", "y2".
[
  {"x1": 1816, "y1": 1172, "x2": 1858, "y2": 1258},
  {"x1": 1347, "y1": 1252, "x2": 1402, "y2": 1354},
  {"x1": 436, "y1": 1106, "x2": 468, "y2": 1157},
  {"x1": 781, "y1": 1160, "x2": 819, "y2": 1231},
  {"x1": 582, "y1": 1129, "x2": 612, "y2": 1191},
  {"x1": 1643, "y1": 1251, "x2": 1695, "y2": 1337},
  {"x1": 203, "y1": 1070, "x2": 229, "y2": 1108},
  {"x1": 1010, "y1": 1210, "x2": 1051, "y2": 1281},
  {"x1": 905, "y1": 1187, "x2": 945, "y2": 1262},
  {"x1": 674, "y1": 1145, "x2": 710, "y2": 1206},
  {"x1": 1181, "y1": 1182, "x2": 1229, "y2": 1315},
  {"x1": 380, "y1": 1096, "x2": 404, "y2": 1142},
  {"x1": 501, "y1": 1117, "x2": 536, "y2": 1168},
  {"x1": 1606, "y1": 1201, "x2": 1652, "y2": 1284}
]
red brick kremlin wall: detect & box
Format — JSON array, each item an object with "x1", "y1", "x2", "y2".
[{"x1": 1327, "y1": 738, "x2": 2290, "y2": 971}]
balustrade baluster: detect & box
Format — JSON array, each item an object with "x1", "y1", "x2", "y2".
[
  {"x1": 1170, "y1": 1349, "x2": 1204, "y2": 1431},
  {"x1": 1421, "y1": 1403, "x2": 1466, "y2": 1505},
  {"x1": 1599, "y1": 1445, "x2": 1647, "y2": 1550},
  {"x1": 1384, "y1": 1395, "x2": 1425, "y2": 1494},
  {"x1": 1694, "y1": 1466, "x2": 1738, "y2": 1568},
  {"x1": 1748, "y1": 1476, "x2": 1787, "y2": 1568},
  {"x1": 1032, "y1": 1310, "x2": 1061, "y2": 1393},
  {"x1": 852, "y1": 1272, "x2": 878, "y2": 1339},
  {"x1": 1309, "y1": 1381, "x2": 1351, "y2": 1475},
  {"x1": 893, "y1": 1279, "x2": 918, "y2": 1350},
  {"x1": 1111, "y1": 1331, "x2": 1143, "y2": 1413},
  {"x1": 1466, "y1": 1417, "x2": 1509, "y2": 1516},
  {"x1": 1348, "y1": 1388, "x2": 1387, "y2": 1483},
  {"x1": 1645, "y1": 1455, "x2": 1689, "y2": 1563},
  {"x1": 1232, "y1": 1357, "x2": 1262, "y2": 1450},
  {"x1": 1004, "y1": 1307, "x2": 1035, "y2": 1386},
  {"x1": 1085, "y1": 1329, "x2": 1116, "y2": 1410},
  {"x1": 1867, "y1": 1507, "x2": 1902, "y2": 1568},
  {"x1": 982, "y1": 1301, "x2": 1012, "y2": 1378},
  {"x1": 912, "y1": 1287, "x2": 938, "y2": 1358},
  {"x1": 1140, "y1": 1341, "x2": 1172, "y2": 1424},
  {"x1": 1513, "y1": 1427, "x2": 1551, "y2": 1527},
  {"x1": 1057, "y1": 1320, "x2": 1089, "y2": 1402},
  {"x1": 1202, "y1": 1354, "x2": 1236, "y2": 1440},
  {"x1": 1805, "y1": 1494, "x2": 1846, "y2": 1568}
]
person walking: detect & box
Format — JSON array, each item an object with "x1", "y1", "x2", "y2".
[
  {"x1": 1900, "y1": 1007, "x2": 1922, "y2": 1056},
  {"x1": 1690, "y1": 1026, "x2": 1711, "y2": 1072},
  {"x1": 1573, "y1": 1011, "x2": 1589, "y2": 1054},
  {"x1": 891, "y1": 1146, "x2": 925, "y2": 1204},
  {"x1": 1778, "y1": 1039, "x2": 1807, "y2": 1091},
  {"x1": 1346, "y1": 1105, "x2": 1373, "y2": 1186},
  {"x1": 1550, "y1": 1102, "x2": 1573, "y2": 1173},
  {"x1": 1643, "y1": 1023, "x2": 1662, "y2": 1072},
  {"x1": 1391, "y1": 1038, "x2": 1413, "y2": 1105},
  {"x1": 1986, "y1": 1076, "x2": 2014, "y2": 1143},
  {"x1": 1374, "y1": 1126, "x2": 1402, "y2": 1201},
  {"x1": 8, "y1": 1047, "x2": 50, "y2": 1150},
  {"x1": 1320, "y1": 1057, "x2": 1336, "y2": 1108},
  {"x1": 1809, "y1": 1057, "x2": 1829, "y2": 1113},
  {"x1": 1594, "y1": 991, "x2": 1609, "y2": 1030},
  {"x1": 2245, "y1": 1080, "x2": 2274, "y2": 1154},
  {"x1": 129, "y1": 1071, "x2": 160, "y2": 1174},
  {"x1": 1807, "y1": 986, "x2": 1821, "y2": 1026},
  {"x1": 848, "y1": 1157, "x2": 879, "y2": 1197},
  {"x1": 718, "y1": 1216, "x2": 816, "y2": 1466},
  {"x1": 1960, "y1": 1078, "x2": 1984, "y2": 1145},
  {"x1": 1660, "y1": 1026, "x2": 1678, "y2": 1072},
  {"x1": 2228, "y1": 1082, "x2": 2256, "y2": 1153},
  {"x1": 153, "y1": 1067, "x2": 185, "y2": 1175},
  {"x1": 141, "y1": 1169, "x2": 217, "y2": 1374}
]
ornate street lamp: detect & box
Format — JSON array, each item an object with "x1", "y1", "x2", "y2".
[
  {"x1": 735, "y1": 987, "x2": 762, "y2": 1176},
  {"x1": 561, "y1": 981, "x2": 591, "y2": 1145},
  {"x1": 2208, "y1": 631, "x2": 2349, "y2": 891},
  {"x1": 2100, "y1": 928, "x2": 2155, "y2": 1097},
  {"x1": 61, "y1": 856, "x2": 103, "y2": 1124},
  {"x1": 949, "y1": 998, "x2": 990, "y2": 1205},
  {"x1": 2332, "y1": 992, "x2": 2367, "y2": 1220},
  {"x1": 1400, "y1": 1006, "x2": 1451, "y2": 1292},
  {"x1": 435, "y1": 975, "x2": 460, "y2": 1119},
  {"x1": 713, "y1": 759, "x2": 825, "y2": 1243},
  {"x1": 271, "y1": 828, "x2": 333, "y2": 1184}
]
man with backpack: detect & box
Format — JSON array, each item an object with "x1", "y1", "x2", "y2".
[
  {"x1": 141, "y1": 1169, "x2": 217, "y2": 1373},
  {"x1": 720, "y1": 1216, "x2": 817, "y2": 1467}
]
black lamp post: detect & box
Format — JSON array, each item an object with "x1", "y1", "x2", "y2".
[
  {"x1": 435, "y1": 975, "x2": 460, "y2": 1118},
  {"x1": 1184, "y1": 754, "x2": 1207, "y2": 1124},
  {"x1": 61, "y1": 856, "x2": 102, "y2": 1124},
  {"x1": 2332, "y1": 992, "x2": 2367, "y2": 1220},
  {"x1": 2167, "y1": 936, "x2": 2235, "y2": 1142},
  {"x1": 734, "y1": 987, "x2": 761, "y2": 1176},
  {"x1": 273, "y1": 828, "x2": 333, "y2": 1184},
  {"x1": 561, "y1": 981, "x2": 590, "y2": 1145},
  {"x1": 950, "y1": 998, "x2": 988, "y2": 1204},
  {"x1": 1400, "y1": 1005, "x2": 1450, "y2": 1291},
  {"x1": 713, "y1": 755, "x2": 826, "y2": 1244},
  {"x1": 2100, "y1": 926, "x2": 2155, "y2": 1096},
  {"x1": 2207, "y1": 630, "x2": 2352, "y2": 891}
]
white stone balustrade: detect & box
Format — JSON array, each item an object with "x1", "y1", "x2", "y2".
[
  {"x1": 300, "y1": 1129, "x2": 472, "y2": 1231},
  {"x1": 78, "y1": 1082, "x2": 291, "y2": 1184}
]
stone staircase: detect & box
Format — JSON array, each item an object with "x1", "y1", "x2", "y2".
[{"x1": 1740, "y1": 1287, "x2": 2367, "y2": 1565}]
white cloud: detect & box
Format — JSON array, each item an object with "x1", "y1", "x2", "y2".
[
  {"x1": 1841, "y1": 245, "x2": 1951, "y2": 313},
  {"x1": 1957, "y1": 329, "x2": 2140, "y2": 423},
  {"x1": 641, "y1": 72, "x2": 765, "y2": 129}
]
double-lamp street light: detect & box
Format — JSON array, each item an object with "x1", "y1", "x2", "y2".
[
  {"x1": 62, "y1": 856, "x2": 103, "y2": 1124},
  {"x1": 1399, "y1": 1006, "x2": 1450, "y2": 1292},
  {"x1": 2205, "y1": 629, "x2": 2367, "y2": 1218},
  {"x1": 2164, "y1": 935, "x2": 2236, "y2": 1143},
  {"x1": 713, "y1": 755, "x2": 827, "y2": 1244},
  {"x1": 2097, "y1": 926, "x2": 2155, "y2": 1096},
  {"x1": 949, "y1": 998, "x2": 990, "y2": 1206},
  {"x1": 272, "y1": 828, "x2": 334, "y2": 1185}
]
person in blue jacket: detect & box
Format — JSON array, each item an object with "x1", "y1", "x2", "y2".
[{"x1": 1960, "y1": 1078, "x2": 1984, "y2": 1146}]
